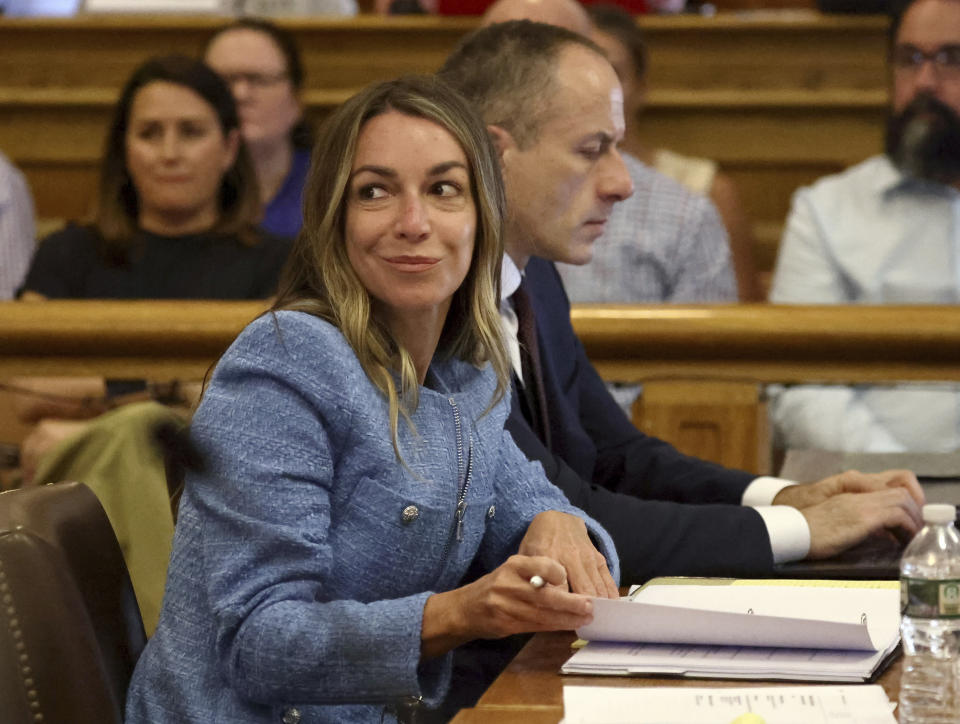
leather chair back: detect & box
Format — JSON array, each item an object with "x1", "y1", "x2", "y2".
[{"x1": 0, "y1": 481, "x2": 147, "y2": 724}]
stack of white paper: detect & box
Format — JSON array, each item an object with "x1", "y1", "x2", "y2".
[
  {"x1": 562, "y1": 684, "x2": 897, "y2": 724},
  {"x1": 562, "y1": 580, "x2": 900, "y2": 682}
]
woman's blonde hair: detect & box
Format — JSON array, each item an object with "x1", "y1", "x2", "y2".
[{"x1": 272, "y1": 75, "x2": 509, "y2": 457}]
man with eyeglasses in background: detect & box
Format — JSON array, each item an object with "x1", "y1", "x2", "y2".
[{"x1": 769, "y1": 0, "x2": 960, "y2": 454}]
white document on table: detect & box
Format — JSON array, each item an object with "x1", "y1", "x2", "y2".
[
  {"x1": 562, "y1": 684, "x2": 897, "y2": 724},
  {"x1": 564, "y1": 581, "x2": 900, "y2": 682}
]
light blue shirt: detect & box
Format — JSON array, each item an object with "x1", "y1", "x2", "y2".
[
  {"x1": 2, "y1": 0, "x2": 79, "y2": 15},
  {"x1": 770, "y1": 154, "x2": 960, "y2": 452},
  {"x1": 0, "y1": 151, "x2": 35, "y2": 299}
]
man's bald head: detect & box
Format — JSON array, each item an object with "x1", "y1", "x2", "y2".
[{"x1": 482, "y1": 0, "x2": 592, "y2": 35}]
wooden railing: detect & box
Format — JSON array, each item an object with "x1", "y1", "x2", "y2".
[
  {"x1": 4, "y1": 302, "x2": 960, "y2": 474},
  {"x1": 0, "y1": 300, "x2": 266, "y2": 379},
  {"x1": 572, "y1": 304, "x2": 960, "y2": 384},
  {"x1": 572, "y1": 304, "x2": 960, "y2": 474}
]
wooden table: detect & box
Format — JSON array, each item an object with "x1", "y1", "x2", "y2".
[{"x1": 450, "y1": 631, "x2": 902, "y2": 723}]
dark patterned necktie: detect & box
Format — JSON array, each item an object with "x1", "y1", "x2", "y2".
[{"x1": 512, "y1": 281, "x2": 551, "y2": 449}]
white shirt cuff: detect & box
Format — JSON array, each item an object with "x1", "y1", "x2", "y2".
[
  {"x1": 752, "y1": 505, "x2": 811, "y2": 564},
  {"x1": 741, "y1": 476, "x2": 794, "y2": 506},
  {"x1": 743, "y1": 477, "x2": 810, "y2": 563}
]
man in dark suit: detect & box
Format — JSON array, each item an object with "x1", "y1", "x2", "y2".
[
  {"x1": 507, "y1": 257, "x2": 772, "y2": 579},
  {"x1": 427, "y1": 18, "x2": 927, "y2": 722},
  {"x1": 439, "y1": 19, "x2": 925, "y2": 585}
]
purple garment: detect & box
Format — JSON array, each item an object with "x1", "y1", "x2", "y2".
[{"x1": 260, "y1": 148, "x2": 310, "y2": 239}]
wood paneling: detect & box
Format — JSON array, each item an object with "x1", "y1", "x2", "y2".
[
  {"x1": 636, "y1": 380, "x2": 769, "y2": 474},
  {"x1": 571, "y1": 304, "x2": 960, "y2": 383},
  {"x1": 0, "y1": 300, "x2": 265, "y2": 379},
  {"x1": 0, "y1": 15, "x2": 475, "y2": 90},
  {"x1": 639, "y1": 14, "x2": 887, "y2": 93}
]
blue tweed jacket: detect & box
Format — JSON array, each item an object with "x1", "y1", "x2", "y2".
[{"x1": 126, "y1": 311, "x2": 618, "y2": 724}]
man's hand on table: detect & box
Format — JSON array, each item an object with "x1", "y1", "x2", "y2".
[{"x1": 774, "y1": 469, "x2": 925, "y2": 559}]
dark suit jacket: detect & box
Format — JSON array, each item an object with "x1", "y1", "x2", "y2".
[
  {"x1": 431, "y1": 258, "x2": 781, "y2": 724},
  {"x1": 508, "y1": 257, "x2": 775, "y2": 582}
]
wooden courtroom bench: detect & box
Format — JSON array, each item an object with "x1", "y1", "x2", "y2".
[
  {"x1": 5, "y1": 301, "x2": 960, "y2": 479},
  {"x1": 0, "y1": 11, "x2": 889, "y2": 281}
]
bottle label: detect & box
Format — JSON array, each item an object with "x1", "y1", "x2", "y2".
[{"x1": 901, "y1": 578, "x2": 960, "y2": 618}]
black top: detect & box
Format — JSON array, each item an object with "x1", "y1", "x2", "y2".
[{"x1": 21, "y1": 224, "x2": 292, "y2": 300}]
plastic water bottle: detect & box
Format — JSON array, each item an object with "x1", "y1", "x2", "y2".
[{"x1": 899, "y1": 503, "x2": 960, "y2": 723}]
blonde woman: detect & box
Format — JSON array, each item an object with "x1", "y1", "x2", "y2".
[{"x1": 126, "y1": 75, "x2": 618, "y2": 724}]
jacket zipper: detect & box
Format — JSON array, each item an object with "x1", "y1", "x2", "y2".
[{"x1": 438, "y1": 396, "x2": 473, "y2": 567}]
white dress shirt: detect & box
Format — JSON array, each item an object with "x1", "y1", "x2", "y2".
[
  {"x1": 771, "y1": 155, "x2": 960, "y2": 453},
  {"x1": 502, "y1": 254, "x2": 809, "y2": 563}
]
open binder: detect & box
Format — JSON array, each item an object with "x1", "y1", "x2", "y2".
[{"x1": 562, "y1": 578, "x2": 901, "y2": 683}]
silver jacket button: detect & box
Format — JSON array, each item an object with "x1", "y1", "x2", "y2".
[
  {"x1": 281, "y1": 707, "x2": 301, "y2": 724},
  {"x1": 487, "y1": 505, "x2": 496, "y2": 519},
  {"x1": 401, "y1": 505, "x2": 420, "y2": 524}
]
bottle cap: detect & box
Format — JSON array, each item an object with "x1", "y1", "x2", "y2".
[{"x1": 922, "y1": 504, "x2": 957, "y2": 524}]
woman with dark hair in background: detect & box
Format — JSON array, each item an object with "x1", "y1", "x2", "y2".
[
  {"x1": 205, "y1": 18, "x2": 312, "y2": 238},
  {"x1": 13, "y1": 55, "x2": 292, "y2": 635},
  {"x1": 20, "y1": 54, "x2": 289, "y2": 299}
]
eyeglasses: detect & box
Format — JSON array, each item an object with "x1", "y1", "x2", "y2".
[
  {"x1": 892, "y1": 44, "x2": 960, "y2": 78},
  {"x1": 219, "y1": 70, "x2": 290, "y2": 90}
]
